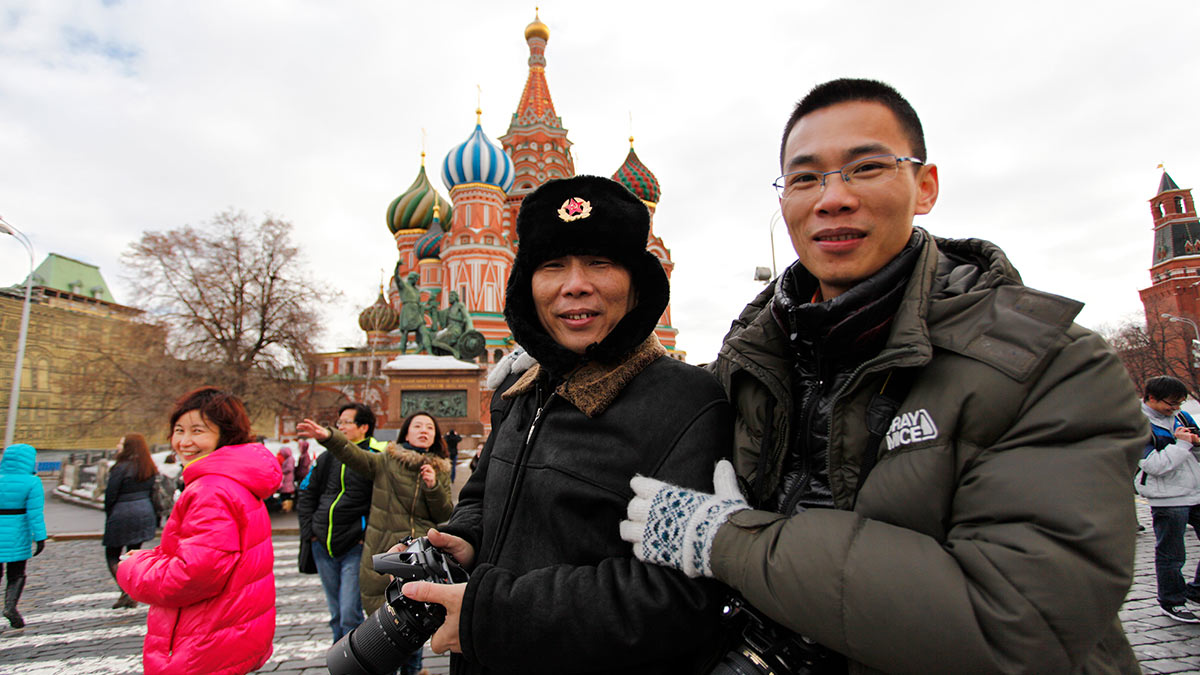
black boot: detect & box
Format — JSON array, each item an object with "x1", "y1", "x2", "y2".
[
  {"x1": 109, "y1": 563, "x2": 135, "y2": 609},
  {"x1": 3, "y1": 575, "x2": 25, "y2": 628}
]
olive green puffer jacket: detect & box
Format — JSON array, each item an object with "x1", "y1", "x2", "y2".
[
  {"x1": 709, "y1": 230, "x2": 1146, "y2": 674},
  {"x1": 320, "y1": 428, "x2": 453, "y2": 615}
]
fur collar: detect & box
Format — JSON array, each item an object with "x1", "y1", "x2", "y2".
[
  {"x1": 385, "y1": 444, "x2": 452, "y2": 474},
  {"x1": 501, "y1": 334, "x2": 666, "y2": 417}
]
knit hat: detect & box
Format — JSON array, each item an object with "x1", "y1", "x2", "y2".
[{"x1": 504, "y1": 175, "x2": 669, "y2": 376}]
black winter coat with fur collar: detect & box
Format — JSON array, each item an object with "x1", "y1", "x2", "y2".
[{"x1": 441, "y1": 335, "x2": 732, "y2": 675}]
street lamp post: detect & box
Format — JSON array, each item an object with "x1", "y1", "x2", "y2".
[
  {"x1": 1161, "y1": 313, "x2": 1200, "y2": 368},
  {"x1": 0, "y1": 217, "x2": 33, "y2": 448}
]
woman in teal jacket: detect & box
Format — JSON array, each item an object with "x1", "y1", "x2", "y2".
[{"x1": 0, "y1": 443, "x2": 47, "y2": 628}]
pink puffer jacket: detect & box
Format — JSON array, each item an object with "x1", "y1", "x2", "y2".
[{"x1": 118, "y1": 442, "x2": 282, "y2": 675}]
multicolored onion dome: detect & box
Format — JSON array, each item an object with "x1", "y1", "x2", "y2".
[
  {"x1": 414, "y1": 204, "x2": 445, "y2": 259},
  {"x1": 387, "y1": 162, "x2": 453, "y2": 234},
  {"x1": 442, "y1": 118, "x2": 515, "y2": 193},
  {"x1": 612, "y1": 139, "x2": 661, "y2": 204},
  {"x1": 358, "y1": 292, "x2": 400, "y2": 332}
]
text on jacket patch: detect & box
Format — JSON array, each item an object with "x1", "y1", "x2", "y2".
[{"x1": 886, "y1": 410, "x2": 939, "y2": 450}]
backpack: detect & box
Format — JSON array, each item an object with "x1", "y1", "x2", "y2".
[{"x1": 151, "y1": 472, "x2": 176, "y2": 522}]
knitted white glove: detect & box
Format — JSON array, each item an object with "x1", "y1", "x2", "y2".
[
  {"x1": 620, "y1": 460, "x2": 749, "y2": 578},
  {"x1": 486, "y1": 347, "x2": 537, "y2": 389}
]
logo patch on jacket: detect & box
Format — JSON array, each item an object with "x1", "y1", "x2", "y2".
[{"x1": 886, "y1": 409, "x2": 939, "y2": 450}]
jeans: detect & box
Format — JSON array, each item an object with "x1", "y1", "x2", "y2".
[
  {"x1": 1151, "y1": 504, "x2": 1200, "y2": 607},
  {"x1": 313, "y1": 541, "x2": 364, "y2": 642},
  {"x1": 401, "y1": 646, "x2": 423, "y2": 675}
]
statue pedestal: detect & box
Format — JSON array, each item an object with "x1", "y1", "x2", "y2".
[{"x1": 381, "y1": 354, "x2": 486, "y2": 439}]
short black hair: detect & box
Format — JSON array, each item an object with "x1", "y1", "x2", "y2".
[
  {"x1": 780, "y1": 78, "x2": 926, "y2": 169},
  {"x1": 1144, "y1": 375, "x2": 1189, "y2": 403},
  {"x1": 338, "y1": 402, "x2": 376, "y2": 439}
]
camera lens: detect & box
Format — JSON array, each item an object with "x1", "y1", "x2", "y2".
[{"x1": 327, "y1": 602, "x2": 428, "y2": 675}]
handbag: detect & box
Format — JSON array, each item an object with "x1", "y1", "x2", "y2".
[{"x1": 299, "y1": 537, "x2": 317, "y2": 574}]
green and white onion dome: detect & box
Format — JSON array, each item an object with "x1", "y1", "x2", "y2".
[{"x1": 387, "y1": 161, "x2": 453, "y2": 234}]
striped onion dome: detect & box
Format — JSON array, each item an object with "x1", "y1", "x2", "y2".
[
  {"x1": 358, "y1": 291, "x2": 400, "y2": 333},
  {"x1": 387, "y1": 159, "x2": 453, "y2": 234},
  {"x1": 414, "y1": 204, "x2": 445, "y2": 259},
  {"x1": 612, "y1": 138, "x2": 661, "y2": 204},
  {"x1": 442, "y1": 114, "x2": 515, "y2": 193}
]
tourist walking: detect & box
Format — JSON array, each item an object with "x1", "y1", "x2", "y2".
[
  {"x1": 298, "y1": 409, "x2": 453, "y2": 675},
  {"x1": 103, "y1": 433, "x2": 157, "y2": 609},
  {"x1": 0, "y1": 443, "x2": 46, "y2": 629},
  {"x1": 117, "y1": 387, "x2": 281, "y2": 674},
  {"x1": 1135, "y1": 375, "x2": 1200, "y2": 623}
]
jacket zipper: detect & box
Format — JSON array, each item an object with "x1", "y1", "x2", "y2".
[
  {"x1": 487, "y1": 385, "x2": 555, "y2": 564},
  {"x1": 167, "y1": 607, "x2": 180, "y2": 657},
  {"x1": 325, "y1": 464, "x2": 347, "y2": 555},
  {"x1": 780, "y1": 346, "x2": 825, "y2": 515}
]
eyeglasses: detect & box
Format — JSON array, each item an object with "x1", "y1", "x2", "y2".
[{"x1": 773, "y1": 154, "x2": 924, "y2": 199}]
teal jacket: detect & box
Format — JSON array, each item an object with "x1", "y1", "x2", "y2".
[{"x1": 0, "y1": 444, "x2": 46, "y2": 563}]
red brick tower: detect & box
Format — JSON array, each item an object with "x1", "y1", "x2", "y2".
[
  {"x1": 498, "y1": 9, "x2": 576, "y2": 226},
  {"x1": 1140, "y1": 171, "x2": 1200, "y2": 363}
]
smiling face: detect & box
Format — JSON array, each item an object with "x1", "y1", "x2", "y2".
[
  {"x1": 532, "y1": 255, "x2": 636, "y2": 354},
  {"x1": 780, "y1": 101, "x2": 939, "y2": 299},
  {"x1": 171, "y1": 409, "x2": 221, "y2": 466},
  {"x1": 405, "y1": 414, "x2": 437, "y2": 450}
]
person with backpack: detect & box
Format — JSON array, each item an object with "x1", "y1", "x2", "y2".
[
  {"x1": 103, "y1": 434, "x2": 157, "y2": 609},
  {"x1": 1135, "y1": 375, "x2": 1200, "y2": 623}
]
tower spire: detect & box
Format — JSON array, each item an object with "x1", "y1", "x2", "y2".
[{"x1": 500, "y1": 10, "x2": 575, "y2": 195}]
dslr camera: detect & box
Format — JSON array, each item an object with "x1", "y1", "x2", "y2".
[
  {"x1": 327, "y1": 537, "x2": 468, "y2": 675},
  {"x1": 708, "y1": 595, "x2": 844, "y2": 675}
]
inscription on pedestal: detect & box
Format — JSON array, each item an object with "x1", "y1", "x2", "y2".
[{"x1": 401, "y1": 390, "x2": 468, "y2": 418}]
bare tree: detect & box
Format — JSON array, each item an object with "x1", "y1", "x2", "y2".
[
  {"x1": 1100, "y1": 318, "x2": 1200, "y2": 396},
  {"x1": 122, "y1": 211, "x2": 339, "y2": 414}
]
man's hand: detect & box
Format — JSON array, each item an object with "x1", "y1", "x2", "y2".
[
  {"x1": 401, "y1": 581, "x2": 465, "y2": 653},
  {"x1": 620, "y1": 459, "x2": 750, "y2": 578},
  {"x1": 419, "y1": 464, "x2": 437, "y2": 489},
  {"x1": 426, "y1": 528, "x2": 475, "y2": 569},
  {"x1": 296, "y1": 419, "x2": 331, "y2": 442}
]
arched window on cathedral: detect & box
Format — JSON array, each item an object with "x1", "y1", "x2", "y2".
[
  {"x1": 460, "y1": 235, "x2": 470, "y2": 245},
  {"x1": 484, "y1": 235, "x2": 495, "y2": 244},
  {"x1": 1158, "y1": 202, "x2": 1166, "y2": 218},
  {"x1": 1176, "y1": 196, "x2": 1186, "y2": 214}
]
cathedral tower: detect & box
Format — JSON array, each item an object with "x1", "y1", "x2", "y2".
[{"x1": 498, "y1": 10, "x2": 576, "y2": 224}]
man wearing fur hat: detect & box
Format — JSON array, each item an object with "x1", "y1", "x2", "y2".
[
  {"x1": 400, "y1": 175, "x2": 730, "y2": 673},
  {"x1": 620, "y1": 79, "x2": 1147, "y2": 673}
]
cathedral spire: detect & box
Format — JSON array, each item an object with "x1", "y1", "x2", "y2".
[{"x1": 500, "y1": 10, "x2": 575, "y2": 196}]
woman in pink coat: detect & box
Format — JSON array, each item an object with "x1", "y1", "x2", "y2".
[{"x1": 118, "y1": 386, "x2": 282, "y2": 675}]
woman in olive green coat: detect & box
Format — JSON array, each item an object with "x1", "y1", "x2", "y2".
[{"x1": 298, "y1": 411, "x2": 453, "y2": 614}]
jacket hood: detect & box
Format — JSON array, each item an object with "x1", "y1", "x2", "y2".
[
  {"x1": 0, "y1": 444, "x2": 35, "y2": 475},
  {"x1": 278, "y1": 446, "x2": 292, "y2": 459},
  {"x1": 182, "y1": 442, "x2": 283, "y2": 499},
  {"x1": 388, "y1": 443, "x2": 453, "y2": 474}
]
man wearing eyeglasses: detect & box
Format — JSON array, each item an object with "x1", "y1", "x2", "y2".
[{"x1": 622, "y1": 78, "x2": 1146, "y2": 672}]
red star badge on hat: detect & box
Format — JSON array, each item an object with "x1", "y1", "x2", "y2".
[{"x1": 557, "y1": 197, "x2": 592, "y2": 222}]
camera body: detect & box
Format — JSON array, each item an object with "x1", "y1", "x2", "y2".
[
  {"x1": 708, "y1": 596, "x2": 844, "y2": 675},
  {"x1": 327, "y1": 537, "x2": 468, "y2": 675}
]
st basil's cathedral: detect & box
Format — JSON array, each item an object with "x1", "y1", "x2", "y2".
[{"x1": 294, "y1": 12, "x2": 681, "y2": 437}]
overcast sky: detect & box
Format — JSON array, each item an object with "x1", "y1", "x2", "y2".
[{"x1": 2, "y1": 1, "x2": 1199, "y2": 364}]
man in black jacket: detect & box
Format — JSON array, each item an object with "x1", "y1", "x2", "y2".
[{"x1": 296, "y1": 402, "x2": 377, "y2": 642}]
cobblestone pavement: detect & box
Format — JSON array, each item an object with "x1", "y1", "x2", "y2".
[{"x1": 0, "y1": 495, "x2": 1196, "y2": 673}]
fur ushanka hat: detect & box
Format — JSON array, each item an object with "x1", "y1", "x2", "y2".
[{"x1": 504, "y1": 175, "x2": 669, "y2": 377}]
